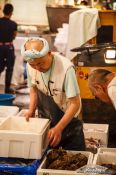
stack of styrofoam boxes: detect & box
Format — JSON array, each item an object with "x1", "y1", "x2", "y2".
[
  {"x1": 0, "y1": 116, "x2": 50, "y2": 159},
  {"x1": 83, "y1": 123, "x2": 109, "y2": 153},
  {"x1": 0, "y1": 106, "x2": 19, "y2": 118},
  {"x1": 37, "y1": 150, "x2": 93, "y2": 175}
]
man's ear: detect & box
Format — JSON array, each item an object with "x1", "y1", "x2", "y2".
[
  {"x1": 94, "y1": 84, "x2": 101, "y2": 90},
  {"x1": 95, "y1": 83, "x2": 106, "y2": 93}
]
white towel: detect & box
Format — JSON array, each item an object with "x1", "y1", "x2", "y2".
[
  {"x1": 66, "y1": 8, "x2": 101, "y2": 60},
  {"x1": 54, "y1": 23, "x2": 69, "y2": 55}
]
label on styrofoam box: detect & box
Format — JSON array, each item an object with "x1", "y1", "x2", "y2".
[
  {"x1": 93, "y1": 153, "x2": 116, "y2": 165},
  {"x1": 37, "y1": 150, "x2": 93, "y2": 175},
  {"x1": 98, "y1": 147, "x2": 116, "y2": 154},
  {"x1": 0, "y1": 106, "x2": 19, "y2": 117}
]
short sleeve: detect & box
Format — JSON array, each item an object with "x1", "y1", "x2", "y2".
[
  {"x1": 13, "y1": 21, "x2": 17, "y2": 31},
  {"x1": 64, "y1": 67, "x2": 80, "y2": 98}
]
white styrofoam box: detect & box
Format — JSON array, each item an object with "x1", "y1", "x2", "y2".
[
  {"x1": 16, "y1": 109, "x2": 28, "y2": 117},
  {"x1": 0, "y1": 117, "x2": 8, "y2": 124},
  {"x1": 0, "y1": 118, "x2": 4, "y2": 123},
  {"x1": 0, "y1": 117, "x2": 50, "y2": 159},
  {"x1": 37, "y1": 151, "x2": 93, "y2": 175},
  {"x1": 98, "y1": 147, "x2": 116, "y2": 154},
  {"x1": 93, "y1": 153, "x2": 116, "y2": 165},
  {"x1": 0, "y1": 106, "x2": 19, "y2": 118},
  {"x1": 83, "y1": 123, "x2": 109, "y2": 146},
  {"x1": 16, "y1": 109, "x2": 38, "y2": 117}
]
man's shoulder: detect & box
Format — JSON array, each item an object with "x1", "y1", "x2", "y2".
[
  {"x1": 10, "y1": 19, "x2": 17, "y2": 25},
  {"x1": 0, "y1": 17, "x2": 4, "y2": 22},
  {"x1": 0, "y1": 17, "x2": 17, "y2": 28}
]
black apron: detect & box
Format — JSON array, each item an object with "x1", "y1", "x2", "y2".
[{"x1": 38, "y1": 90, "x2": 85, "y2": 151}]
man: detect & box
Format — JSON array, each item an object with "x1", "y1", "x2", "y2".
[
  {"x1": 21, "y1": 37, "x2": 85, "y2": 151},
  {"x1": 88, "y1": 68, "x2": 116, "y2": 109},
  {"x1": 0, "y1": 3, "x2": 17, "y2": 93}
]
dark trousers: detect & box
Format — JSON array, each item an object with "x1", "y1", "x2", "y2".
[{"x1": 0, "y1": 45, "x2": 15, "y2": 92}]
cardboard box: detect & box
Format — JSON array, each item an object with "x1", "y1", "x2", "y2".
[
  {"x1": 0, "y1": 106, "x2": 19, "y2": 117},
  {"x1": 98, "y1": 147, "x2": 116, "y2": 154},
  {"x1": 0, "y1": 117, "x2": 50, "y2": 159},
  {"x1": 83, "y1": 123, "x2": 109, "y2": 146},
  {"x1": 37, "y1": 151, "x2": 93, "y2": 175}
]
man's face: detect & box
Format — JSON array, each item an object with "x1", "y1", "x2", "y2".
[
  {"x1": 28, "y1": 53, "x2": 51, "y2": 73},
  {"x1": 25, "y1": 40, "x2": 51, "y2": 72}
]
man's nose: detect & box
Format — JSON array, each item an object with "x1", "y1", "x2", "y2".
[{"x1": 35, "y1": 65, "x2": 38, "y2": 69}]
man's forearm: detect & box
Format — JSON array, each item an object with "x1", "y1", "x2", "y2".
[
  {"x1": 29, "y1": 87, "x2": 38, "y2": 116},
  {"x1": 55, "y1": 95, "x2": 81, "y2": 132}
]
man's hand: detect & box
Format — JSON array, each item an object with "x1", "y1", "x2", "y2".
[
  {"x1": 48, "y1": 126, "x2": 62, "y2": 147},
  {"x1": 24, "y1": 111, "x2": 35, "y2": 121}
]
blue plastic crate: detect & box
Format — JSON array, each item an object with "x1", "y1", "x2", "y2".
[
  {"x1": 0, "y1": 94, "x2": 16, "y2": 106},
  {"x1": 0, "y1": 157, "x2": 40, "y2": 175}
]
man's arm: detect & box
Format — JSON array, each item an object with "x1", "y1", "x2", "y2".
[
  {"x1": 48, "y1": 66, "x2": 81, "y2": 147},
  {"x1": 56, "y1": 95, "x2": 80, "y2": 130},
  {"x1": 48, "y1": 95, "x2": 81, "y2": 147},
  {"x1": 13, "y1": 31, "x2": 17, "y2": 40},
  {"x1": 25, "y1": 86, "x2": 38, "y2": 121},
  {"x1": 13, "y1": 22, "x2": 18, "y2": 40}
]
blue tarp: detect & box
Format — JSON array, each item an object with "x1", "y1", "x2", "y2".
[{"x1": 0, "y1": 157, "x2": 40, "y2": 175}]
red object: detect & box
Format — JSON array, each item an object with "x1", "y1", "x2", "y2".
[{"x1": 79, "y1": 71, "x2": 84, "y2": 79}]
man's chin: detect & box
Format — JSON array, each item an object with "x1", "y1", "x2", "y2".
[{"x1": 38, "y1": 67, "x2": 50, "y2": 72}]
